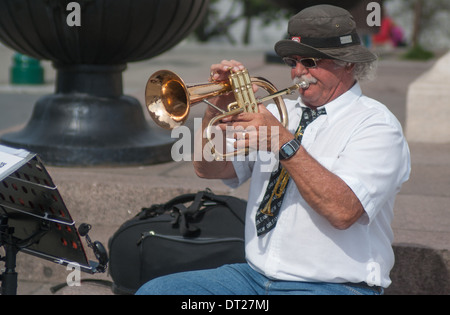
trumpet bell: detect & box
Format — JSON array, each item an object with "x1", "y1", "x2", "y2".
[
  {"x1": 146, "y1": 70, "x2": 231, "y2": 130},
  {"x1": 145, "y1": 70, "x2": 190, "y2": 130}
]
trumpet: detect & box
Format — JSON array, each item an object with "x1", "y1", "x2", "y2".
[{"x1": 145, "y1": 68, "x2": 308, "y2": 159}]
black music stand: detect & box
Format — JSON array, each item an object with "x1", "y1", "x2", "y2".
[{"x1": 0, "y1": 145, "x2": 107, "y2": 295}]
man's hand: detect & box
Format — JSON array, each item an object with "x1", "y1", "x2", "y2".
[
  {"x1": 209, "y1": 59, "x2": 245, "y2": 82},
  {"x1": 218, "y1": 105, "x2": 293, "y2": 154}
]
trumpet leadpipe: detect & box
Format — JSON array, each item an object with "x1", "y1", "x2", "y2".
[{"x1": 256, "y1": 83, "x2": 303, "y2": 104}]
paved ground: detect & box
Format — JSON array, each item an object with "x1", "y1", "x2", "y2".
[{"x1": 0, "y1": 42, "x2": 448, "y2": 295}]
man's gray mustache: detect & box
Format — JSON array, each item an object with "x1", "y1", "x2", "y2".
[{"x1": 293, "y1": 76, "x2": 318, "y2": 86}]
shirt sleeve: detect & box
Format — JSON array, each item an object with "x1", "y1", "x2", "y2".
[
  {"x1": 222, "y1": 140, "x2": 257, "y2": 188},
  {"x1": 222, "y1": 160, "x2": 253, "y2": 188},
  {"x1": 331, "y1": 110, "x2": 411, "y2": 224}
]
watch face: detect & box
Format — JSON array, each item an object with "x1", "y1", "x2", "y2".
[
  {"x1": 280, "y1": 140, "x2": 300, "y2": 160},
  {"x1": 283, "y1": 144, "x2": 295, "y2": 156}
]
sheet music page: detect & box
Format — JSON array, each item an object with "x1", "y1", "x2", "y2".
[{"x1": 0, "y1": 145, "x2": 32, "y2": 181}]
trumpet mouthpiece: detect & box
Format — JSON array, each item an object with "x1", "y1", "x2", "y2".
[{"x1": 299, "y1": 81, "x2": 310, "y2": 89}]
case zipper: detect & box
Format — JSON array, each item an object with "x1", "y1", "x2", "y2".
[{"x1": 138, "y1": 231, "x2": 244, "y2": 245}]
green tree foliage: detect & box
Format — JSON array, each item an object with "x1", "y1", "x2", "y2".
[
  {"x1": 387, "y1": 0, "x2": 450, "y2": 59},
  {"x1": 193, "y1": 0, "x2": 289, "y2": 45}
]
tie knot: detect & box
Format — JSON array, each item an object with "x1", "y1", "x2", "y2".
[
  {"x1": 300, "y1": 107, "x2": 327, "y2": 133},
  {"x1": 302, "y1": 107, "x2": 327, "y2": 122}
]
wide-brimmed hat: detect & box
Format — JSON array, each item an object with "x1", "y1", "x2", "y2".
[{"x1": 275, "y1": 5, "x2": 377, "y2": 63}]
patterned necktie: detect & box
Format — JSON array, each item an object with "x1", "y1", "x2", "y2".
[{"x1": 255, "y1": 106, "x2": 326, "y2": 236}]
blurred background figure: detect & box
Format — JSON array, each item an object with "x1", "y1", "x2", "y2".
[{"x1": 373, "y1": 13, "x2": 406, "y2": 48}]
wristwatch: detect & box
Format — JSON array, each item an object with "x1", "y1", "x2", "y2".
[{"x1": 279, "y1": 138, "x2": 301, "y2": 160}]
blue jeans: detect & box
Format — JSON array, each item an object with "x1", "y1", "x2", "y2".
[{"x1": 135, "y1": 263, "x2": 383, "y2": 295}]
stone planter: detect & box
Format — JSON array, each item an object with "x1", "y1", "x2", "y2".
[
  {"x1": 0, "y1": 0, "x2": 209, "y2": 166},
  {"x1": 271, "y1": 0, "x2": 359, "y2": 11}
]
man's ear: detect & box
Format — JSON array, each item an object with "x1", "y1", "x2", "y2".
[{"x1": 346, "y1": 63, "x2": 355, "y2": 72}]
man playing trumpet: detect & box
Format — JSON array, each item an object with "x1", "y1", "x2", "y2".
[{"x1": 137, "y1": 4, "x2": 410, "y2": 295}]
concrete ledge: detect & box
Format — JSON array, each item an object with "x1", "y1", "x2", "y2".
[
  {"x1": 406, "y1": 51, "x2": 450, "y2": 143},
  {"x1": 386, "y1": 244, "x2": 450, "y2": 295},
  {"x1": 18, "y1": 241, "x2": 450, "y2": 295},
  {"x1": 10, "y1": 163, "x2": 450, "y2": 295}
]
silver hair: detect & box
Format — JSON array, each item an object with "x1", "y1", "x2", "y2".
[{"x1": 333, "y1": 59, "x2": 378, "y2": 82}]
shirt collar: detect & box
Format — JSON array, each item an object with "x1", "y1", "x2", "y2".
[{"x1": 296, "y1": 83, "x2": 362, "y2": 124}]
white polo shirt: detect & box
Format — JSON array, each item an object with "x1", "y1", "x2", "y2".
[{"x1": 223, "y1": 83, "x2": 411, "y2": 288}]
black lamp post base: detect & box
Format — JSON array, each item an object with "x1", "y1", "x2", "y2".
[
  {"x1": 0, "y1": 93, "x2": 174, "y2": 166},
  {"x1": 1, "y1": 63, "x2": 175, "y2": 166}
]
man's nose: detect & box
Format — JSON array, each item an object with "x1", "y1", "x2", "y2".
[{"x1": 291, "y1": 62, "x2": 308, "y2": 77}]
